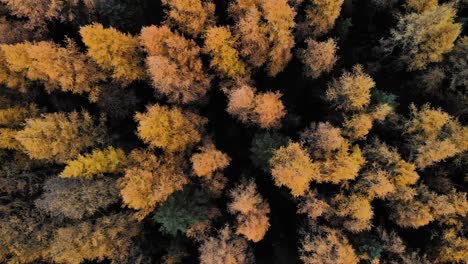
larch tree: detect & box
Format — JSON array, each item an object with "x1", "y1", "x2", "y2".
[
  {"x1": 161, "y1": 0, "x2": 215, "y2": 37},
  {"x1": 326, "y1": 64, "x2": 375, "y2": 112},
  {"x1": 49, "y1": 214, "x2": 140, "y2": 264},
  {"x1": 383, "y1": 4, "x2": 461, "y2": 71},
  {"x1": 80, "y1": 23, "x2": 145, "y2": 84},
  {"x1": 228, "y1": 180, "x2": 270, "y2": 242},
  {"x1": 135, "y1": 104, "x2": 206, "y2": 152},
  {"x1": 199, "y1": 226, "x2": 254, "y2": 264},
  {"x1": 35, "y1": 177, "x2": 120, "y2": 220},
  {"x1": 270, "y1": 142, "x2": 320, "y2": 197},
  {"x1": 343, "y1": 113, "x2": 374, "y2": 140},
  {"x1": 253, "y1": 91, "x2": 286, "y2": 129},
  {"x1": 226, "y1": 84, "x2": 257, "y2": 123},
  {"x1": 300, "y1": 122, "x2": 344, "y2": 153},
  {"x1": 298, "y1": 38, "x2": 338, "y2": 79},
  {"x1": 297, "y1": 190, "x2": 331, "y2": 221},
  {"x1": 118, "y1": 150, "x2": 189, "y2": 220},
  {"x1": 299, "y1": 225, "x2": 359, "y2": 264},
  {"x1": 204, "y1": 26, "x2": 247, "y2": 78},
  {"x1": 191, "y1": 143, "x2": 230, "y2": 178},
  {"x1": 140, "y1": 25, "x2": 211, "y2": 104},
  {"x1": 332, "y1": 194, "x2": 374, "y2": 232},
  {"x1": 15, "y1": 111, "x2": 104, "y2": 163},
  {"x1": 405, "y1": 0, "x2": 438, "y2": 13},
  {"x1": 229, "y1": 0, "x2": 296, "y2": 76},
  {"x1": 301, "y1": 0, "x2": 344, "y2": 37},
  {"x1": 60, "y1": 146, "x2": 127, "y2": 179}
]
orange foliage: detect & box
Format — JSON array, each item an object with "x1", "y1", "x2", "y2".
[
  {"x1": 161, "y1": 0, "x2": 215, "y2": 37},
  {"x1": 298, "y1": 38, "x2": 338, "y2": 79},
  {"x1": 191, "y1": 143, "x2": 231, "y2": 178}
]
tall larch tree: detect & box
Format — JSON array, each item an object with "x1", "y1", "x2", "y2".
[
  {"x1": 80, "y1": 23, "x2": 145, "y2": 84},
  {"x1": 300, "y1": 0, "x2": 344, "y2": 37},
  {"x1": 15, "y1": 111, "x2": 104, "y2": 163},
  {"x1": 270, "y1": 142, "x2": 320, "y2": 197},
  {"x1": 228, "y1": 180, "x2": 270, "y2": 242},
  {"x1": 135, "y1": 104, "x2": 206, "y2": 152},
  {"x1": 161, "y1": 0, "x2": 215, "y2": 37},
  {"x1": 118, "y1": 150, "x2": 189, "y2": 220},
  {"x1": 191, "y1": 143, "x2": 230, "y2": 178},
  {"x1": 140, "y1": 25, "x2": 211, "y2": 104},
  {"x1": 298, "y1": 38, "x2": 338, "y2": 79}
]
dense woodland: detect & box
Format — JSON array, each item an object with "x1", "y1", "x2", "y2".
[{"x1": 0, "y1": 0, "x2": 467, "y2": 263}]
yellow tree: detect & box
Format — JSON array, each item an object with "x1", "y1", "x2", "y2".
[
  {"x1": 15, "y1": 111, "x2": 104, "y2": 163},
  {"x1": 385, "y1": 4, "x2": 461, "y2": 71},
  {"x1": 405, "y1": 0, "x2": 438, "y2": 13},
  {"x1": 61, "y1": 146, "x2": 127, "y2": 179},
  {"x1": 135, "y1": 104, "x2": 206, "y2": 152},
  {"x1": 80, "y1": 23, "x2": 145, "y2": 84},
  {"x1": 298, "y1": 38, "x2": 338, "y2": 79},
  {"x1": 332, "y1": 194, "x2": 374, "y2": 232},
  {"x1": 270, "y1": 142, "x2": 320, "y2": 197},
  {"x1": 320, "y1": 141, "x2": 366, "y2": 184},
  {"x1": 301, "y1": 0, "x2": 344, "y2": 37},
  {"x1": 191, "y1": 143, "x2": 230, "y2": 178},
  {"x1": 326, "y1": 65, "x2": 375, "y2": 112},
  {"x1": 118, "y1": 150, "x2": 189, "y2": 220},
  {"x1": 140, "y1": 25, "x2": 211, "y2": 104},
  {"x1": 204, "y1": 26, "x2": 247, "y2": 78},
  {"x1": 161, "y1": 0, "x2": 215, "y2": 37},
  {"x1": 228, "y1": 180, "x2": 270, "y2": 242}
]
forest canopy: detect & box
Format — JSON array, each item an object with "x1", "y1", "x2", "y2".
[{"x1": 0, "y1": 0, "x2": 467, "y2": 263}]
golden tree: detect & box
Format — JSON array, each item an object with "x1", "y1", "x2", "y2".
[
  {"x1": 300, "y1": 122, "x2": 344, "y2": 153},
  {"x1": 326, "y1": 65, "x2": 375, "y2": 112},
  {"x1": 204, "y1": 26, "x2": 247, "y2": 78},
  {"x1": 297, "y1": 190, "x2": 330, "y2": 221},
  {"x1": 385, "y1": 4, "x2": 461, "y2": 71},
  {"x1": 118, "y1": 150, "x2": 189, "y2": 220},
  {"x1": 228, "y1": 180, "x2": 270, "y2": 242},
  {"x1": 0, "y1": 128, "x2": 22, "y2": 150},
  {"x1": 332, "y1": 194, "x2": 374, "y2": 232},
  {"x1": 80, "y1": 23, "x2": 144, "y2": 84},
  {"x1": 302, "y1": 0, "x2": 344, "y2": 37},
  {"x1": 343, "y1": 113, "x2": 374, "y2": 140},
  {"x1": 270, "y1": 142, "x2": 320, "y2": 197},
  {"x1": 320, "y1": 141, "x2": 366, "y2": 184},
  {"x1": 299, "y1": 226, "x2": 359, "y2": 264},
  {"x1": 135, "y1": 104, "x2": 206, "y2": 152},
  {"x1": 191, "y1": 143, "x2": 230, "y2": 178},
  {"x1": 140, "y1": 25, "x2": 211, "y2": 104},
  {"x1": 298, "y1": 38, "x2": 338, "y2": 79},
  {"x1": 199, "y1": 226, "x2": 254, "y2": 264},
  {"x1": 161, "y1": 0, "x2": 215, "y2": 37},
  {"x1": 61, "y1": 146, "x2": 127, "y2": 179},
  {"x1": 405, "y1": 0, "x2": 438, "y2": 13},
  {"x1": 15, "y1": 111, "x2": 103, "y2": 163},
  {"x1": 253, "y1": 91, "x2": 286, "y2": 129}
]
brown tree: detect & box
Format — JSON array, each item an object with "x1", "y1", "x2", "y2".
[
  {"x1": 191, "y1": 143, "x2": 231, "y2": 178},
  {"x1": 301, "y1": 0, "x2": 344, "y2": 37},
  {"x1": 140, "y1": 25, "x2": 211, "y2": 104},
  {"x1": 161, "y1": 0, "x2": 215, "y2": 37},
  {"x1": 228, "y1": 180, "x2": 270, "y2": 242},
  {"x1": 298, "y1": 38, "x2": 338, "y2": 79}
]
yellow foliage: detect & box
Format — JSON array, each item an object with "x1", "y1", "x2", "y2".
[
  {"x1": 162, "y1": 0, "x2": 215, "y2": 37},
  {"x1": 253, "y1": 91, "x2": 286, "y2": 129},
  {"x1": 390, "y1": 199, "x2": 433, "y2": 228},
  {"x1": 140, "y1": 25, "x2": 211, "y2": 104},
  {"x1": 0, "y1": 105, "x2": 37, "y2": 127},
  {"x1": 297, "y1": 190, "x2": 330, "y2": 220},
  {"x1": 0, "y1": 128, "x2": 22, "y2": 150},
  {"x1": 204, "y1": 26, "x2": 247, "y2": 78},
  {"x1": 321, "y1": 142, "x2": 366, "y2": 183},
  {"x1": 15, "y1": 111, "x2": 102, "y2": 163},
  {"x1": 80, "y1": 23, "x2": 144, "y2": 84},
  {"x1": 135, "y1": 104, "x2": 206, "y2": 152},
  {"x1": 326, "y1": 65, "x2": 375, "y2": 112},
  {"x1": 304, "y1": 0, "x2": 344, "y2": 37},
  {"x1": 191, "y1": 144, "x2": 230, "y2": 178},
  {"x1": 343, "y1": 113, "x2": 374, "y2": 140},
  {"x1": 406, "y1": 103, "x2": 450, "y2": 141},
  {"x1": 437, "y1": 228, "x2": 468, "y2": 263},
  {"x1": 61, "y1": 147, "x2": 127, "y2": 179},
  {"x1": 228, "y1": 180, "x2": 270, "y2": 242},
  {"x1": 333, "y1": 194, "x2": 373, "y2": 232},
  {"x1": 393, "y1": 160, "x2": 419, "y2": 187},
  {"x1": 300, "y1": 122, "x2": 344, "y2": 153},
  {"x1": 270, "y1": 142, "x2": 320, "y2": 197},
  {"x1": 118, "y1": 150, "x2": 188, "y2": 220},
  {"x1": 405, "y1": 0, "x2": 438, "y2": 13},
  {"x1": 355, "y1": 169, "x2": 395, "y2": 199}
]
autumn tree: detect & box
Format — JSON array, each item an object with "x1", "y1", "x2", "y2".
[
  {"x1": 0, "y1": 104, "x2": 38, "y2": 127},
  {"x1": 298, "y1": 38, "x2": 338, "y2": 79},
  {"x1": 270, "y1": 142, "x2": 320, "y2": 197},
  {"x1": 300, "y1": 122, "x2": 344, "y2": 153},
  {"x1": 118, "y1": 150, "x2": 188, "y2": 220},
  {"x1": 228, "y1": 180, "x2": 270, "y2": 242},
  {"x1": 299, "y1": 225, "x2": 359, "y2": 264},
  {"x1": 383, "y1": 4, "x2": 461, "y2": 71},
  {"x1": 353, "y1": 169, "x2": 395, "y2": 200},
  {"x1": 405, "y1": 0, "x2": 438, "y2": 13},
  {"x1": 297, "y1": 190, "x2": 330, "y2": 221},
  {"x1": 161, "y1": 0, "x2": 215, "y2": 37},
  {"x1": 343, "y1": 113, "x2": 374, "y2": 140},
  {"x1": 326, "y1": 65, "x2": 375, "y2": 112},
  {"x1": 140, "y1": 25, "x2": 211, "y2": 104},
  {"x1": 332, "y1": 194, "x2": 373, "y2": 232},
  {"x1": 199, "y1": 226, "x2": 254, "y2": 264},
  {"x1": 300, "y1": 0, "x2": 344, "y2": 37},
  {"x1": 250, "y1": 131, "x2": 288, "y2": 172},
  {"x1": 2, "y1": 40, "x2": 104, "y2": 101},
  {"x1": 49, "y1": 214, "x2": 139, "y2": 264},
  {"x1": 80, "y1": 23, "x2": 145, "y2": 84},
  {"x1": 203, "y1": 26, "x2": 247, "y2": 78},
  {"x1": 191, "y1": 143, "x2": 230, "y2": 178},
  {"x1": 61, "y1": 146, "x2": 127, "y2": 179},
  {"x1": 226, "y1": 85, "x2": 286, "y2": 128},
  {"x1": 437, "y1": 228, "x2": 468, "y2": 263},
  {"x1": 135, "y1": 104, "x2": 206, "y2": 152},
  {"x1": 35, "y1": 177, "x2": 120, "y2": 220},
  {"x1": 15, "y1": 111, "x2": 104, "y2": 163},
  {"x1": 0, "y1": 128, "x2": 22, "y2": 150},
  {"x1": 229, "y1": 0, "x2": 296, "y2": 76}
]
